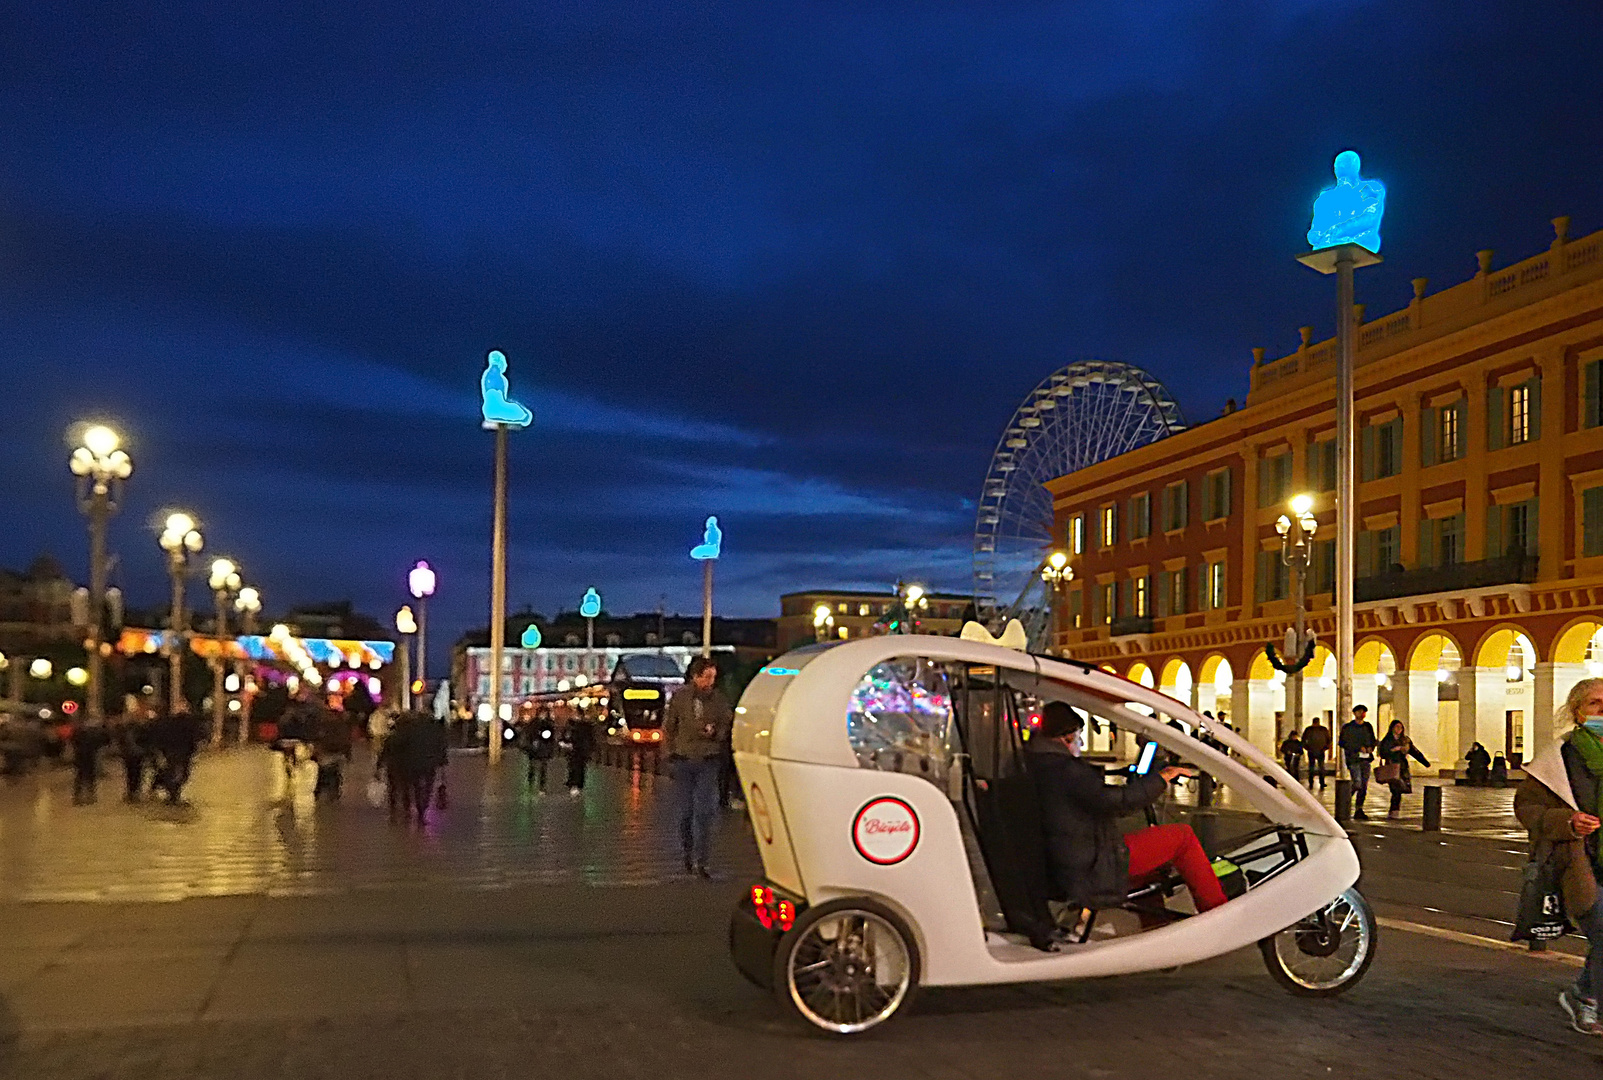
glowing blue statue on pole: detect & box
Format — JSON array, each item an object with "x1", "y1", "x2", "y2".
[
  {"x1": 579, "y1": 588, "x2": 602, "y2": 618},
  {"x1": 480, "y1": 350, "x2": 533, "y2": 429},
  {"x1": 690, "y1": 516, "x2": 722, "y2": 560},
  {"x1": 1307, "y1": 150, "x2": 1386, "y2": 254}
]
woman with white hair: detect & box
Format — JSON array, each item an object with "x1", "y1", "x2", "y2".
[{"x1": 1516, "y1": 677, "x2": 1603, "y2": 1035}]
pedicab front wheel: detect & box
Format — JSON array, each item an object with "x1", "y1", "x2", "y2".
[
  {"x1": 1259, "y1": 886, "x2": 1376, "y2": 997},
  {"x1": 773, "y1": 897, "x2": 920, "y2": 1035}
]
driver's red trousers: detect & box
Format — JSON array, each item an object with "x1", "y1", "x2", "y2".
[{"x1": 1125, "y1": 823, "x2": 1228, "y2": 911}]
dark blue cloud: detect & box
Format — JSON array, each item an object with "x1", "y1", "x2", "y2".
[{"x1": 1, "y1": 0, "x2": 1600, "y2": 668}]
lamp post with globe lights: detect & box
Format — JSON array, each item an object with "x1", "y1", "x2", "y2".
[
  {"x1": 896, "y1": 583, "x2": 929, "y2": 634},
  {"x1": 69, "y1": 424, "x2": 132, "y2": 724},
  {"x1": 408, "y1": 561, "x2": 436, "y2": 699},
  {"x1": 233, "y1": 585, "x2": 261, "y2": 742},
  {"x1": 1275, "y1": 494, "x2": 1319, "y2": 743},
  {"x1": 395, "y1": 605, "x2": 418, "y2": 709},
  {"x1": 207, "y1": 558, "x2": 241, "y2": 747},
  {"x1": 158, "y1": 513, "x2": 203, "y2": 714},
  {"x1": 1040, "y1": 550, "x2": 1072, "y2": 653},
  {"x1": 812, "y1": 603, "x2": 835, "y2": 643}
]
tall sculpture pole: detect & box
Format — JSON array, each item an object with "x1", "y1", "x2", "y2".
[
  {"x1": 479, "y1": 350, "x2": 533, "y2": 764},
  {"x1": 690, "y1": 517, "x2": 722, "y2": 658},
  {"x1": 1298, "y1": 150, "x2": 1385, "y2": 822}
]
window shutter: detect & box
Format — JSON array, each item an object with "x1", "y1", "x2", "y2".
[
  {"x1": 1487, "y1": 386, "x2": 1505, "y2": 450},
  {"x1": 1176, "y1": 481, "x2": 1189, "y2": 528},
  {"x1": 1486, "y1": 505, "x2": 1504, "y2": 559},
  {"x1": 1120, "y1": 579, "x2": 1131, "y2": 618},
  {"x1": 1356, "y1": 530, "x2": 1374, "y2": 578},
  {"x1": 1523, "y1": 498, "x2": 1539, "y2": 556},
  {"x1": 1528, "y1": 376, "x2": 1542, "y2": 441},
  {"x1": 1156, "y1": 572, "x2": 1170, "y2": 618},
  {"x1": 1585, "y1": 488, "x2": 1603, "y2": 557},
  {"x1": 1173, "y1": 569, "x2": 1187, "y2": 614},
  {"x1": 1254, "y1": 552, "x2": 1269, "y2": 603},
  {"x1": 1418, "y1": 517, "x2": 1437, "y2": 569},
  {"x1": 1587, "y1": 361, "x2": 1602, "y2": 429},
  {"x1": 1257, "y1": 461, "x2": 1272, "y2": 509},
  {"x1": 1220, "y1": 468, "x2": 1232, "y2": 517},
  {"x1": 1360, "y1": 426, "x2": 1376, "y2": 481},
  {"x1": 1420, "y1": 407, "x2": 1438, "y2": 468}
]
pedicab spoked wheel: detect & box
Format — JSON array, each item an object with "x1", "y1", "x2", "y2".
[
  {"x1": 1259, "y1": 887, "x2": 1376, "y2": 996},
  {"x1": 773, "y1": 898, "x2": 920, "y2": 1034}
]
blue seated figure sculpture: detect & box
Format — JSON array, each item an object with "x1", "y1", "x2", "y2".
[
  {"x1": 1307, "y1": 150, "x2": 1386, "y2": 254},
  {"x1": 480, "y1": 350, "x2": 533, "y2": 428},
  {"x1": 690, "y1": 516, "x2": 722, "y2": 560},
  {"x1": 579, "y1": 588, "x2": 602, "y2": 618}
]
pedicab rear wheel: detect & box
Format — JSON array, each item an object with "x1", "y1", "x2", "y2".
[
  {"x1": 772, "y1": 897, "x2": 919, "y2": 1034},
  {"x1": 1259, "y1": 887, "x2": 1376, "y2": 997}
]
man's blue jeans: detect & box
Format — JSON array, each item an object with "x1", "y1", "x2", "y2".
[
  {"x1": 674, "y1": 756, "x2": 722, "y2": 868},
  {"x1": 1347, "y1": 756, "x2": 1371, "y2": 812}
]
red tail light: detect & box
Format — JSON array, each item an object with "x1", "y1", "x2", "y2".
[{"x1": 749, "y1": 885, "x2": 796, "y2": 932}]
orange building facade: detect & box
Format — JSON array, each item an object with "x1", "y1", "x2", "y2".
[{"x1": 1047, "y1": 217, "x2": 1603, "y2": 771}]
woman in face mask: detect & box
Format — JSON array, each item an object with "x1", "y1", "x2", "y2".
[
  {"x1": 1027, "y1": 702, "x2": 1227, "y2": 919},
  {"x1": 1517, "y1": 677, "x2": 1603, "y2": 1035}
]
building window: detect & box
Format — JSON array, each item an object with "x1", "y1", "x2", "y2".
[
  {"x1": 1132, "y1": 576, "x2": 1149, "y2": 618},
  {"x1": 1098, "y1": 505, "x2": 1117, "y2": 548},
  {"x1": 1508, "y1": 501, "x2": 1536, "y2": 557},
  {"x1": 838, "y1": 602, "x2": 848, "y2": 613},
  {"x1": 838, "y1": 626, "x2": 850, "y2": 639},
  {"x1": 1362, "y1": 418, "x2": 1403, "y2": 480},
  {"x1": 1586, "y1": 360, "x2": 1602, "y2": 429},
  {"x1": 1307, "y1": 440, "x2": 1336, "y2": 492},
  {"x1": 1099, "y1": 583, "x2": 1115, "y2": 625},
  {"x1": 1439, "y1": 403, "x2": 1461, "y2": 463},
  {"x1": 1207, "y1": 561, "x2": 1226, "y2": 610},
  {"x1": 858, "y1": 603, "x2": 870, "y2": 616},
  {"x1": 1255, "y1": 551, "x2": 1288, "y2": 602},
  {"x1": 1157, "y1": 567, "x2": 1187, "y2": 617},
  {"x1": 1584, "y1": 487, "x2": 1603, "y2": 558},
  {"x1": 1258, "y1": 451, "x2": 1292, "y2": 508},
  {"x1": 1510, "y1": 384, "x2": 1532, "y2": 445},
  {"x1": 1069, "y1": 514, "x2": 1085, "y2": 555},
  {"x1": 1203, "y1": 468, "x2": 1231, "y2": 521},
  {"x1": 1129, "y1": 492, "x2": 1151, "y2": 540},
  {"x1": 1068, "y1": 588, "x2": 1083, "y2": 629},
  {"x1": 1358, "y1": 525, "x2": 1401, "y2": 577},
  {"x1": 1161, "y1": 481, "x2": 1189, "y2": 532},
  {"x1": 1440, "y1": 514, "x2": 1463, "y2": 566},
  {"x1": 1311, "y1": 538, "x2": 1335, "y2": 593}
]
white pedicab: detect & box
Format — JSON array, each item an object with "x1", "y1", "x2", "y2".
[{"x1": 728, "y1": 635, "x2": 1375, "y2": 1034}]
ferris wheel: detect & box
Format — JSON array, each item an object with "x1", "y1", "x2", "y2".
[{"x1": 973, "y1": 360, "x2": 1186, "y2": 645}]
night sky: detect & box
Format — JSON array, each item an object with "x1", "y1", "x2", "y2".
[{"x1": 2, "y1": 2, "x2": 1600, "y2": 671}]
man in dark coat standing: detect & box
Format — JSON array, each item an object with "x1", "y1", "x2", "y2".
[
  {"x1": 663, "y1": 656, "x2": 734, "y2": 877},
  {"x1": 1339, "y1": 704, "x2": 1379, "y2": 819},
  {"x1": 1027, "y1": 703, "x2": 1225, "y2": 914},
  {"x1": 1301, "y1": 717, "x2": 1332, "y2": 790}
]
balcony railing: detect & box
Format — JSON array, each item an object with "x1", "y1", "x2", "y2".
[
  {"x1": 1354, "y1": 554, "x2": 1537, "y2": 604},
  {"x1": 1110, "y1": 615, "x2": 1156, "y2": 637}
]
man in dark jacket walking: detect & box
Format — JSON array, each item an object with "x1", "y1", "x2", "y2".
[
  {"x1": 70, "y1": 718, "x2": 110, "y2": 804},
  {"x1": 664, "y1": 656, "x2": 734, "y2": 878},
  {"x1": 1027, "y1": 703, "x2": 1225, "y2": 915},
  {"x1": 1301, "y1": 717, "x2": 1331, "y2": 790},
  {"x1": 149, "y1": 709, "x2": 205, "y2": 804},
  {"x1": 1339, "y1": 704, "x2": 1379, "y2": 819}
]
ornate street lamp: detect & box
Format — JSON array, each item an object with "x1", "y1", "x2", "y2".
[
  {"x1": 812, "y1": 603, "x2": 835, "y2": 642},
  {"x1": 1275, "y1": 494, "x2": 1319, "y2": 742},
  {"x1": 69, "y1": 423, "x2": 132, "y2": 724},
  {"x1": 158, "y1": 512, "x2": 203, "y2": 714},
  {"x1": 233, "y1": 584, "x2": 261, "y2": 743},
  {"x1": 1040, "y1": 549, "x2": 1072, "y2": 653},
  {"x1": 207, "y1": 557, "x2": 241, "y2": 747},
  {"x1": 395, "y1": 604, "x2": 418, "y2": 709},
  {"x1": 408, "y1": 560, "x2": 436, "y2": 700}
]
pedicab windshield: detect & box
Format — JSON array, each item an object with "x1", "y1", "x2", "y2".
[{"x1": 846, "y1": 658, "x2": 956, "y2": 787}]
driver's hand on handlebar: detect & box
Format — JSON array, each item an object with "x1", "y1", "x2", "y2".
[
  {"x1": 1159, "y1": 765, "x2": 1196, "y2": 783},
  {"x1": 1572, "y1": 811, "x2": 1601, "y2": 837}
]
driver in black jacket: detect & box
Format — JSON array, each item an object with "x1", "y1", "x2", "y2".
[{"x1": 1028, "y1": 702, "x2": 1227, "y2": 915}]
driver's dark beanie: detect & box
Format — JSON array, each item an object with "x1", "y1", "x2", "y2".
[{"x1": 1039, "y1": 702, "x2": 1085, "y2": 740}]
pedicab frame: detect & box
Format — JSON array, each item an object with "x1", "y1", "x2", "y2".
[{"x1": 730, "y1": 635, "x2": 1370, "y2": 1032}]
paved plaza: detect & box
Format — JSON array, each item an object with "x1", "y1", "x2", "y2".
[{"x1": 0, "y1": 746, "x2": 1597, "y2": 1077}]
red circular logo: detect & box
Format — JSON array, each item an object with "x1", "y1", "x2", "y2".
[
  {"x1": 749, "y1": 782, "x2": 774, "y2": 845},
  {"x1": 852, "y1": 797, "x2": 920, "y2": 865}
]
